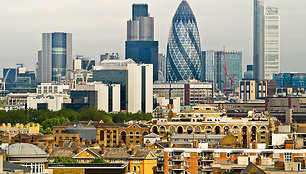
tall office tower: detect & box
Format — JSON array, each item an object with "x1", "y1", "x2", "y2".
[
  {"x1": 37, "y1": 32, "x2": 72, "y2": 84},
  {"x1": 253, "y1": 0, "x2": 280, "y2": 80},
  {"x1": 166, "y1": 0, "x2": 202, "y2": 82},
  {"x1": 93, "y1": 59, "x2": 153, "y2": 113},
  {"x1": 126, "y1": 3, "x2": 158, "y2": 82},
  {"x1": 132, "y1": 4, "x2": 148, "y2": 21},
  {"x1": 202, "y1": 50, "x2": 242, "y2": 93}
]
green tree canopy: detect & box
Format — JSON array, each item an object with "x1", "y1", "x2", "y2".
[
  {"x1": 90, "y1": 157, "x2": 108, "y2": 163},
  {"x1": 53, "y1": 156, "x2": 78, "y2": 164}
]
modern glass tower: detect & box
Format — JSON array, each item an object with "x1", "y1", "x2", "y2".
[
  {"x1": 166, "y1": 0, "x2": 202, "y2": 82},
  {"x1": 37, "y1": 32, "x2": 72, "y2": 83}
]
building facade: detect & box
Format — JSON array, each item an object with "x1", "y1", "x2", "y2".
[
  {"x1": 202, "y1": 50, "x2": 242, "y2": 93},
  {"x1": 253, "y1": 0, "x2": 280, "y2": 80},
  {"x1": 93, "y1": 59, "x2": 153, "y2": 113},
  {"x1": 153, "y1": 82, "x2": 213, "y2": 106},
  {"x1": 126, "y1": 3, "x2": 159, "y2": 82},
  {"x1": 37, "y1": 32, "x2": 72, "y2": 83},
  {"x1": 274, "y1": 73, "x2": 306, "y2": 93},
  {"x1": 166, "y1": 1, "x2": 202, "y2": 82}
]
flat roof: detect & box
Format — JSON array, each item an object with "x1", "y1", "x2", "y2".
[{"x1": 48, "y1": 163, "x2": 127, "y2": 169}]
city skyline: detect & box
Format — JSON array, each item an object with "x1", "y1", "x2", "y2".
[{"x1": 0, "y1": 0, "x2": 305, "y2": 74}]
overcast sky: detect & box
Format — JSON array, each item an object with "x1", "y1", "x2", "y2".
[{"x1": 0, "y1": 0, "x2": 305, "y2": 75}]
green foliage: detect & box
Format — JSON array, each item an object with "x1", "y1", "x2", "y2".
[
  {"x1": 53, "y1": 156, "x2": 79, "y2": 164},
  {"x1": 0, "y1": 107, "x2": 152, "y2": 134},
  {"x1": 223, "y1": 171, "x2": 235, "y2": 174},
  {"x1": 90, "y1": 157, "x2": 108, "y2": 163}
]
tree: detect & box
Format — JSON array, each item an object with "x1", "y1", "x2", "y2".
[
  {"x1": 53, "y1": 156, "x2": 78, "y2": 163},
  {"x1": 90, "y1": 157, "x2": 108, "y2": 163},
  {"x1": 41, "y1": 117, "x2": 70, "y2": 134}
]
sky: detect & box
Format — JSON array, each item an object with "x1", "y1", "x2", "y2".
[{"x1": 0, "y1": 0, "x2": 305, "y2": 76}]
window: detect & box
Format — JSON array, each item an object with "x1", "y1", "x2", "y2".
[
  {"x1": 133, "y1": 166, "x2": 136, "y2": 172},
  {"x1": 212, "y1": 152, "x2": 219, "y2": 158},
  {"x1": 133, "y1": 160, "x2": 140, "y2": 163},
  {"x1": 183, "y1": 152, "x2": 190, "y2": 158},
  {"x1": 168, "y1": 161, "x2": 173, "y2": 166},
  {"x1": 284, "y1": 152, "x2": 292, "y2": 162},
  {"x1": 137, "y1": 166, "x2": 140, "y2": 172},
  {"x1": 226, "y1": 153, "x2": 230, "y2": 158},
  {"x1": 197, "y1": 152, "x2": 202, "y2": 157},
  {"x1": 184, "y1": 161, "x2": 190, "y2": 168},
  {"x1": 233, "y1": 130, "x2": 238, "y2": 134},
  {"x1": 184, "y1": 171, "x2": 190, "y2": 174},
  {"x1": 197, "y1": 161, "x2": 203, "y2": 167},
  {"x1": 168, "y1": 152, "x2": 173, "y2": 157}
]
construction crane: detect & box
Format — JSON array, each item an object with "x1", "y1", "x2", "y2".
[
  {"x1": 0, "y1": 69, "x2": 11, "y2": 91},
  {"x1": 215, "y1": 51, "x2": 235, "y2": 94}
]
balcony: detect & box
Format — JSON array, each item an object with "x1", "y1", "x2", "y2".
[
  {"x1": 156, "y1": 167, "x2": 164, "y2": 172},
  {"x1": 172, "y1": 156, "x2": 184, "y2": 161},
  {"x1": 201, "y1": 156, "x2": 214, "y2": 161},
  {"x1": 172, "y1": 165, "x2": 185, "y2": 170}
]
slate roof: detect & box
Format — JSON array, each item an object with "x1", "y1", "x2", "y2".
[{"x1": 3, "y1": 160, "x2": 31, "y2": 172}]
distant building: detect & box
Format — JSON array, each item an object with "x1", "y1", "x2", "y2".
[
  {"x1": 37, "y1": 83, "x2": 69, "y2": 94},
  {"x1": 37, "y1": 32, "x2": 72, "y2": 83},
  {"x1": 202, "y1": 50, "x2": 242, "y2": 93},
  {"x1": 244, "y1": 65, "x2": 254, "y2": 80},
  {"x1": 274, "y1": 73, "x2": 306, "y2": 94},
  {"x1": 126, "y1": 3, "x2": 159, "y2": 82},
  {"x1": 93, "y1": 59, "x2": 153, "y2": 113},
  {"x1": 73, "y1": 56, "x2": 95, "y2": 71},
  {"x1": 253, "y1": 0, "x2": 280, "y2": 80},
  {"x1": 158, "y1": 54, "x2": 166, "y2": 82},
  {"x1": 100, "y1": 53, "x2": 120, "y2": 62},
  {"x1": 63, "y1": 83, "x2": 120, "y2": 113},
  {"x1": 239, "y1": 80, "x2": 277, "y2": 101},
  {"x1": 27, "y1": 94, "x2": 70, "y2": 111},
  {"x1": 153, "y1": 81, "x2": 213, "y2": 106}
]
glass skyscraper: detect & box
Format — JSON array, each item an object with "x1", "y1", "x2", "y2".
[
  {"x1": 132, "y1": 4, "x2": 148, "y2": 21},
  {"x1": 166, "y1": 0, "x2": 202, "y2": 82},
  {"x1": 37, "y1": 32, "x2": 72, "y2": 83}
]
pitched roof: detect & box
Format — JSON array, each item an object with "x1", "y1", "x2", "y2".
[
  {"x1": 103, "y1": 148, "x2": 130, "y2": 159},
  {"x1": 242, "y1": 162, "x2": 266, "y2": 174}
]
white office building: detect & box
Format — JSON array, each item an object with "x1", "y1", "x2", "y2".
[{"x1": 253, "y1": 0, "x2": 280, "y2": 80}]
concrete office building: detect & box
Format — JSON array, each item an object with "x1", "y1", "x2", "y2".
[
  {"x1": 65, "y1": 83, "x2": 120, "y2": 113},
  {"x1": 37, "y1": 32, "x2": 72, "y2": 83},
  {"x1": 37, "y1": 83, "x2": 69, "y2": 94},
  {"x1": 253, "y1": 0, "x2": 280, "y2": 80},
  {"x1": 100, "y1": 53, "x2": 120, "y2": 62},
  {"x1": 153, "y1": 81, "x2": 213, "y2": 106},
  {"x1": 126, "y1": 3, "x2": 159, "y2": 82},
  {"x1": 73, "y1": 56, "x2": 95, "y2": 71},
  {"x1": 27, "y1": 94, "x2": 70, "y2": 111},
  {"x1": 93, "y1": 59, "x2": 153, "y2": 113}
]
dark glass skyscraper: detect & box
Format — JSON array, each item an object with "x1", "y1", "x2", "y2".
[
  {"x1": 132, "y1": 4, "x2": 148, "y2": 20},
  {"x1": 126, "y1": 3, "x2": 159, "y2": 82},
  {"x1": 166, "y1": 0, "x2": 202, "y2": 82}
]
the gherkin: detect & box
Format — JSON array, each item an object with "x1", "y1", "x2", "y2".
[{"x1": 166, "y1": 0, "x2": 202, "y2": 82}]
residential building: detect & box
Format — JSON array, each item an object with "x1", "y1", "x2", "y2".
[
  {"x1": 153, "y1": 81, "x2": 213, "y2": 106},
  {"x1": 150, "y1": 105, "x2": 274, "y2": 148},
  {"x1": 37, "y1": 32, "x2": 72, "y2": 83},
  {"x1": 239, "y1": 80, "x2": 277, "y2": 101},
  {"x1": 93, "y1": 59, "x2": 153, "y2": 113},
  {"x1": 253, "y1": 0, "x2": 280, "y2": 80},
  {"x1": 166, "y1": 1, "x2": 202, "y2": 82},
  {"x1": 0, "y1": 123, "x2": 40, "y2": 135},
  {"x1": 126, "y1": 3, "x2": 159, "y2": 82},
  {"x1": 103, "y1": 147, "x2": 157, "y2": 174},
  {"x1": 164, "y1": 147, "x2": 306, "y2": 174}
]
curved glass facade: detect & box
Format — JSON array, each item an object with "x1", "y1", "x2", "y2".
[{"x1": 166, "y1": 0, "x2": 202, "y2": 82}]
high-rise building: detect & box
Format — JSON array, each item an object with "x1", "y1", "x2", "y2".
[
  {"x1": 166, "y1": 0, "x2": 202, "y2": 82},
  {"x1": 93, "y1": 59, "x2": 153, "y2": 113},
  {"x1": 132, "y1": 4, "x2": 148, "y2": 21},
  {"x1": 244, "y1": 65, "x2": 254, "y2": 80},
  {"x1": 126, "y1": 3, "x2": 158, "y2": 82},
  {"x1": 158, "y1": 54, "x2": 166, "y2": 82},
  {"x1": 37, "y1": 32, "x2": 72, "y2": 84},
  {"x1": 253, "y1": 0, "x2": 280, "y2": 80},
  {"x1": 202, "y1": 50, "x2": 242, "y2": 93}
]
